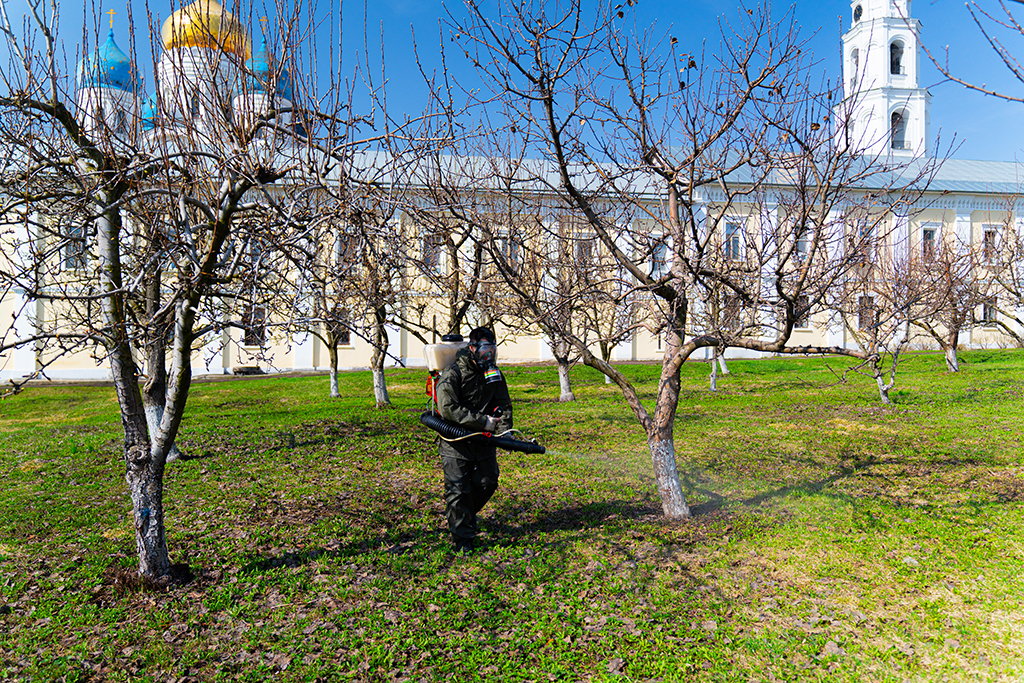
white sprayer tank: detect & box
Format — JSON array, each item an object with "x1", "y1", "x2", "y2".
[{"x1": 424, "y1": 340, "x2": 469, "y2": 372}]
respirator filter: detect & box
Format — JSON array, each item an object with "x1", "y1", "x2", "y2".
[{"x1": 473, "y1": 341, "x2": 503, "y2": 384}]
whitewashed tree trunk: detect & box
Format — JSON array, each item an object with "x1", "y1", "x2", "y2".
[
  {"x1": 327, "y1": 342, "x2": 341, "y2": 398},
  {"x1": 717, "y1": 350, "x2": 731, "y2": 375},
  {"x1": 372, "y1": 366, "x2": 390, "y2": 406},
  {"x1": 371, "y1": 307, "x2": 391, "y2": 408},
  {"x1": 945, "y1": 346, "x2": 960, "y2": 372},
  {"x1": 647, "y1": 435, "x2": 691, "y2": 519},
  {"x1": 874, "y1": 371, "x2": 892, "y2": 404},
  {"x1": 944, "y1": 330, "x2": 960, "y2": 372},
  {"x1": 556, "y1": 356, "x2": 576, "y2": 401}
]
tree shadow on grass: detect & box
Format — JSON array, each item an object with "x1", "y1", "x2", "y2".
[
  {"x1": 684, "y1": 452, "x2": 882, "y2": 516},
  {"x1": 236, "y1": 499, "x2": 658, "y2": 574},
  {"x1": 485, "y1": 499, "x2": 660, "y2": 539}
]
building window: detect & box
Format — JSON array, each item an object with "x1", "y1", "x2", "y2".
[
  {"x1": 724, "y1": 221, "x2": 742, "y2": 261},
  {"x1": 847, "y1": 217, "x2": 874, "y2": 264},
  {"x1": 335, "y1": 230, "x2": 361, "y2": 266},
  {"x1": 794, "y1": 295, "x2": 810, "y2": 329},
  {"x1": 983, "y1": 227, "x2": 998, "y2": 263},
  {"x1": 64, "y1": 223, "x2": 87, "y2": 271},
  {"x1": 115, "y1": 109, "x2": 127, "y2": 133},
  {"x1": 722, "y1": 294, "x2": 742, "y2": 329},
  {"x1": 981, "y1": 298, "x2": 998, "y2": 326},
  {"x1": 850, "y1": 48, "x2": 859, "y2": 90},
  {"x1": 576, "y1": 236, "x2": 594, "y2": 264},
  {"x1": 922, "y1": 225, "x2": 937, "y2": 261},
  {"x1": 652, "y1": 241, "x2": 668, "y2": 276},
  {"x1": 794, "y1": 227, "x2": 810, "y2": 263},
  {"x1": 328, "y1": 307, "x2": 352, "y2": 345},
  {"x1": 242, "y1": 305, "x2": 266, "y2": 347},
  {"x1": 422, "y1": 232, "x2": 444, "y2": 273},
  {"x1": 891, "y1": 111, "x2": 907, "y2": 150},
  {"x1": 890, "y1": 42, "x2": 904, "y2": 75},
  {"x1": 496, "y1": 233, "x2": 520, "y2": 269},
  {"x1": 190, "y1": 95, "x2": 201, "y2": 118},
  {"x1": 858, "y1": 295, "x2": 875, "y2": 330}
]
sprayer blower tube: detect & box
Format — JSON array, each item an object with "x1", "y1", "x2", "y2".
[{"x1": 420, "y1": 411, "x2": 546, "y2": 455}]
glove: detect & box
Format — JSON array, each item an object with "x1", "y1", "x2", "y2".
[{"x1": 484, "y1": 416, "x2": 500, "y2": 432}]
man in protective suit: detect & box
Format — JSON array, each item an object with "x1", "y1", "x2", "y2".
[{"x1": 435, "y1": 327, "x2": 513, "y2": 553}]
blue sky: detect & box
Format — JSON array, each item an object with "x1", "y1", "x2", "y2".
[{"x1": 7, "y1": 0, "x2": 1024, "y2": 161}]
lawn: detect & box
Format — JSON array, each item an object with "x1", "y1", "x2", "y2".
[{"x1": 1, "y1": 350, "x2": 1023, "y2": 681}]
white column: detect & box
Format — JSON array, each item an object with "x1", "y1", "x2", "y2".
[
  {"x1": 890, "y1": 211, "x2": 910, "y2": 264},
  {"x1": 0, "y1": 292, "x2": 39, "y2": 380},
  {"x1": 760, "y1": 202, "x2": 780, "y2": 338},
  {"x1": 200, "y1": 329, "x2": 228, "y2": 375},
  {"x1": 954, "y1": 203, "x2": 973, "y2": 254},
  {"x1": 291, "y1": 332, "x2": 316, "y2": 371}
]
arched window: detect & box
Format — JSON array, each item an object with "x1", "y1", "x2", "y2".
[
  {"x1": 890, "y1": 41, "x2": 904, "y2": 75},
  {"x1": 891, "y1": 111, "x2": 907, "y2": 150},
  {"x1": 850, "y1": 48, "x2": 859, "y2": 89}
]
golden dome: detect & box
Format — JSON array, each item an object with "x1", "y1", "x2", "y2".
[{"x1": 160, "y1": 0, "x2": 251, "y2": 59}]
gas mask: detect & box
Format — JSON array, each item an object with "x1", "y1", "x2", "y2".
[{"x1": 472, "y1": 341, "x2": 503, "y2": 384}]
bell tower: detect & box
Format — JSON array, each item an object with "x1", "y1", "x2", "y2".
[{"x1": 838, "y1": 0, "x2": 931, "y2": 157}]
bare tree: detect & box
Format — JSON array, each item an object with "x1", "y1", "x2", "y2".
[
  {"x1": 909, "y1": 230, "x2": 992, "y2": 371},
  {"x1": 0, "y1": 0, "x2": 415, "y2": 580},
  {"x1": 443, "y1": 0, "x2": 936, "y2": 518}
]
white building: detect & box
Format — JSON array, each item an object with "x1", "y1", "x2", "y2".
[{"x1": 1, "y1": 0, "x2": 1023, "y2": 383}]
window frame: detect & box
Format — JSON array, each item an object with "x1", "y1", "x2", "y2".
[
  {"x1": 794, "y1": 295, "x2": 811, "y2": 330},
  {"x1": 723, "y1": 220, "x2": 743, "y2": 262},
  {"x1": 421, "y1": 231, "x2": 444, "y2": 274},
  {"x1": 242, "y1": 304, "x2": 267, "y2": 348},
  {"x1": 889, "y1": 41, "x2": 905, "y2": 75},
  {"x1": 982, "y1": 225, "x2": 999, "y2": 263},
  {"x1": 63, "y1": 221, "x2": 88, "y2": 272},
  {"x1": 921, "y1": 223, "x2": 939, "y2": 262},
  {"x1": 981, "y1": 297, "x2": 999, "y2": 327},
  {"x1": 857, "y1": 295, "x2": 875, "y2": 331},
  {"x1": 890, "y1": 110, "x2": 908, "y2": 150}
]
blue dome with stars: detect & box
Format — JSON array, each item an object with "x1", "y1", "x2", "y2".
[
  {"x1": 245, "y1": 40, "x2": 292, "y2": 101},
  {"x1": 76, "y1": 29, "x2": 139, "y2": 91},
  {"x1": 140, "y1": 93, "x2": 159, "y2": 131}
]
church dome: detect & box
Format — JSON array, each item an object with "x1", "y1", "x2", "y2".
[
  {"x1": 76, "y1": 29, "x2": 138, "y2": 91},
  {"x1": 246, "y1": 40, "x2": 292, "y2": 100},
  {"x1": 160, "y1": 0, "x2": 251, "y2": 59},
  {"x1": 141, "y1": 93, "x2": 159, "y2": 131}
]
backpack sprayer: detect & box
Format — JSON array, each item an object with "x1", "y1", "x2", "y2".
[{"x1": 421, "y1": 334, "x2": 546, "y2": 455}]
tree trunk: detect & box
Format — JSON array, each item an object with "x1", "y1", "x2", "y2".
[
  {"x1": 142, "y1": 277, "x2": 184, "y2": 462},
  {"x1": 646, "y1": 428, "x2": 691, "y2": 519},
  {"x1": 327, "y1": 340, "x2": 341, "y2": 398},
  {"x1": 717, "y1": 348, "x2": 731, "y2": 376},
  {"x1": 709, "y1": 349, "x2": 718, "y2": 392},
  {"x1": 870, "y1": 357, "x2": 893, "y2": 405},
  {"x1": 144, "y1": 403, "x2": 184, "y2": 463},
  {"x1": 372, "y1": 366, "x2": 390, "y2": 407},
  {"x1": 556, "y1": 354, "x2": 576, "y2": 402},
  {"x1": 945, "y1": 331, "x2": 960, "y2": 372},
  {"x1": 944, "y1": 345, "x2": 960, "y2": 372},
  {"x1": 649, "y1": 297, "x2": 691, "y2": 519},
  {"x1": 371, "y1": 306, "x2": 391, "y2": 408},
  {"x1": 97, "y1": 197, "x2": 171, "y2": 581}
]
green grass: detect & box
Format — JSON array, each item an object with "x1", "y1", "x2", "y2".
[{"x1": 2, "y1": 350, "x2": 1024, "y2": 681}]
